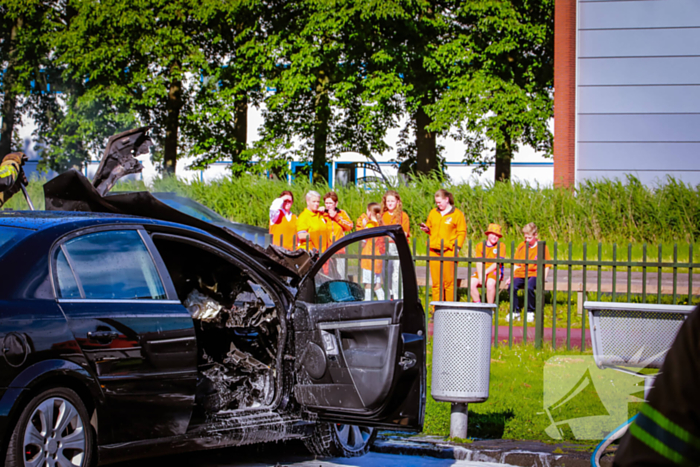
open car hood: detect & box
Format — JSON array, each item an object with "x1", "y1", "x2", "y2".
[{"x1": 43, "y1": 128, "x2": 312, "y2": 284}]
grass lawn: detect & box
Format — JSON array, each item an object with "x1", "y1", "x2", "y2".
[{"x1": 423, "y1": 340, "x2": 644, "y2": 442}]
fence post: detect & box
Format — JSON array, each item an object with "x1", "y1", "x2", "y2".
[{"x1": 535, "y1": 241, "x2": 546, "y2": 349}]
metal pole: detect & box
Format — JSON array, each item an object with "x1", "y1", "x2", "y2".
[
  {"x1": 450, "y1": 403, "x2": 468, "y2": 439},
  {"x1": 20, "y1": 184, "x2": 34, "y2": 211}
]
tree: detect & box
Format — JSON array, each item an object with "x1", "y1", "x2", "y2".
[
  {"x1": 181, "y1": 0, "x2": 272, "y2": 175},
  {"x1": 35, "y1": 90, "x2": 140, "y2": 173},
  {"x1": 259, "y1": 0, "x2": 404, "y2": 184},
  {"x1": 427, "y1": 0, "x2": 554, "y2": 182},
  {"x1": 57, "y1": 0, "x2": 214, "y2": 174},
  {"x1": 0, "y1": 0, "x2": 58, "y2": 158},
  {"x1": 376, "y1": 0, "x2": 453, "y2": 179}
]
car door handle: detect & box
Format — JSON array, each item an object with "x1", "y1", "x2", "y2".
[{"x1": 87, "y1": 331, "x2": 120, "y2": 343}]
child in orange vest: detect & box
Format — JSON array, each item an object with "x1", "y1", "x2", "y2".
[
  {"x1": 359, "y1": 203, "x2": 385, "y2": 301},
  {"x1": 269, "y1": 190, "x2": 297, "y2": 250},
  {"x1": 470, "y1": 223, "x2": 508, "y2": 304},
  {"x1": 512, "y1": 222, "x2": 551, "y2": 322}
]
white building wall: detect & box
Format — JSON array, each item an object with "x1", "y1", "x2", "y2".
[{"x1": 576, "y1": 0, "x2": 700, "y2": 185}]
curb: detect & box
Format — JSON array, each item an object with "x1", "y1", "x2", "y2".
[{"x1": 373, "y1": 435, "x2": 615, "y2": 467}]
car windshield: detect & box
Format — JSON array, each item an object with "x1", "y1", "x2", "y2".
[
  {"x1": 154, "y1": 195, "x2": 226, "y2": 223},
  {"x1": 0, "y1": 226, "x2": 32, "y2": 258}
]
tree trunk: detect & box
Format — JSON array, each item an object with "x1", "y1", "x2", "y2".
[
  {"x1": 494, "y1": 133, "x2": 513, "y2": 182},
  {"x1": 312, "y1": 70, "x2": 330, "y2": 184},
  {"x1": 415, "y1": 106, "x2": 437, "y2": 175},
  {"x1": 0, "y1": 17, "x2": 22, "y2": 158},
  {"x1": 232, "y1": 93, "x2": 248, "y2": 163},
  {"x1": 163, "y1": 62, "x2": 183, "y2": 175}
]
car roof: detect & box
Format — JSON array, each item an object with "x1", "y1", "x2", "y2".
[{"x1": 0, "y1": 210, "x2": 152, "y2": 231}]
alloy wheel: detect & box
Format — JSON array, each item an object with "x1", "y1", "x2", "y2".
[
  {"x1": 333, "y1": 424, "x2": 374, "y2": 452},
  {"x1": 22, "y1": 397, "x2": 87, "y2": 467}
]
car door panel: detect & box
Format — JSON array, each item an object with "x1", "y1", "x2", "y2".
[
  {"x1": 58, "y1": 301, "x2": 197, "y2": 442},
  {"x1": 53, "y1": 227, "x2": 197, "y2": 444},
  {"x1": 293, "y1": 225, "x2": 425, "y2": 430}
]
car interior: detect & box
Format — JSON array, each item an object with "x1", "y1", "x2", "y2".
[{"x1": 151, "y1": 234, "x2": 282, "y2": 416}]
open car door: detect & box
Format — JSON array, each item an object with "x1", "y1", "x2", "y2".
[{"x1": 292, "y1": 224, "x2": 425, "y2": 430}]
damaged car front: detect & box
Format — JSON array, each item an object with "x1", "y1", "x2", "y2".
[{"x1": 0, "y1": 127, "x2": 426, "y2": 466}]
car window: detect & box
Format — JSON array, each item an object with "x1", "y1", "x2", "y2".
[
  {"x1": 55, "y1": 249, "x2": 81, "y2": 298},
  {"x1": 314, "y1": 234, "x2": 402, "y2": 303},
  {"x1": 0, "y1": 226, "x2": 32, "y2": 259},
  {"x1": 60, "y1": 230, "x2": 166, "y2": 300}
]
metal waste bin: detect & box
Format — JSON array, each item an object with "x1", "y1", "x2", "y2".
[{"x1": 431, "y1": 302, "x2": 495, "y2": 438}]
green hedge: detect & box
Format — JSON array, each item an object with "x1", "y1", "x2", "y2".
[
  {"x1": 7, "y1": 174, "x2": 700, "y2": 244},
  {"x1": 150, "y1": 175, "x2": 700, "y2": 245}
]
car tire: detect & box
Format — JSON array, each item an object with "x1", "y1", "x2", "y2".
[
  {"x1": 4, "y1": 387, "x2": 95, "y2": 467},
  {"x1": 303, "y1": 422, "x2": 377, "y2": 458}
]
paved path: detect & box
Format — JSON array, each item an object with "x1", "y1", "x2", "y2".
[{"x1": 492, "y1": 325, "x2": 591, "y2": 348}]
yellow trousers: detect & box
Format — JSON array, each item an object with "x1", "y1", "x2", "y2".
[{"x1": 430, "y1": 248, "x2": 457, "y2": 303}]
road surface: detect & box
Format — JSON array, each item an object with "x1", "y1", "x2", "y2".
[{"x1": 111, "y1": 441, "x2": 513, "y2": 467}]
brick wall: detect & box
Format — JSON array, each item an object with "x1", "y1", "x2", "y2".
[{"x1": 553, "y1": 0, "x2": 576, "y2": 187}]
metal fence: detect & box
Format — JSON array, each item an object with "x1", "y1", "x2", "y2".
[{"x1": 248, "y1": 232, "x2": 700, "y2": 351}]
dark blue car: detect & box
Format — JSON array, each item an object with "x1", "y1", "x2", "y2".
[{"x1": 0, "y1": 209, "x2": 425, "y2": 466}]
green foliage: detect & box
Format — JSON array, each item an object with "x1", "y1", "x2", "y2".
[
  {"x1": 37, "y1": 92, "x2": 140, "y2": 173},
  {"x1": 183, "y1": 0, "x2": 271, "y2": 174},
  {"x1": 56, "y1": 0, "x2": 264, "y2": 173},
  {"x1": 427, "y1": 0, "x2": 554, "y2": 178},
  {"x1": 6, "y1": 174, "x2": 699, "y2": 245},
  {"x1": 258, "y1": 0, "x2": 405, "y2": 183},
  {"x1": 3, "y1": 0, "x2": 556, "y2": 183},
  {"x1": 0, "y1": 0, "x2": 62, "y2": 156},
  {"x1": 142, "y1": 174, "x2": 700, "y2": 245}
]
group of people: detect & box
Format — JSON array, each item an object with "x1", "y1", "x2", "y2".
[
  {"x1": 268, "y1": 189, "x2": 409, "y2": 301},
  {"x1": 467, "y1": 221, "x2": 551, "y2": 322},
  {"x1": 268, "y1": 188, "x2": 550, "y2": 321}
]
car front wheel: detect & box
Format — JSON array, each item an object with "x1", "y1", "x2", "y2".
[
  {"x1": 304, "y1": 422, "x2": 376, "y2": 458},
  {"x1": 5, "y1": 387, "x2": 94, "y2": 467}
]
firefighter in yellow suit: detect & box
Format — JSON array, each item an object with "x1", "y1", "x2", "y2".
[
  {"x1": 613, "y1": 304, "x2": 700, "y2": 467},
  {"x1": 0, "y1": 152, "x2": 28, "y2": 207}
]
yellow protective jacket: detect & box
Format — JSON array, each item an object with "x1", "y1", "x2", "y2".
[
  {"x1": 0, "y1": 157, "x2": 20, "y2": 206},
  {"x1": 425, "y1": 207, "x2": 467, "y2": 252}
]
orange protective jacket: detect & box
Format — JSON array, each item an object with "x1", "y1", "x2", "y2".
[
  {"x1": 297, "y1": 208, "x2": 330, "y2": 252},
  {"x1": 325, "y1": 209, "x2": 353, "y2": 244},
  {"x1": 355, "y1": 213, "x2": 369, "y2": 231},
  {"x1": 269, "y1": 212, "x2": 298, "y2": 251},
  {"x1": 359, "y1": 220, "x2": 385, "y2": 273},
  {"x1": 425, "y1": 207, "x2": 467, "y2": 252},
  {"x1": 382, "y1": 211, "x2": 410, "y2": 238},
  {"x1": 472, "y1": 240, "x2": 508, "y2": 279},
  {"x1": 513, "y1": 241, "x2": 551, "y2": 278}
]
